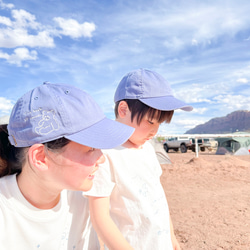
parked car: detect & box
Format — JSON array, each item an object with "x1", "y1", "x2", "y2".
[
  {"x1": 202, "y1": 138, "x2": 217, "y2": 151},
  {"x1": 190, "y1": 138, "x2": 204, "y2": 152},
  {"x1": 163, "y1": 136, "x2": 193, "y2": 153},
  {"x1": 163, "y1": 137, "x2": 213, "y2": 153}
]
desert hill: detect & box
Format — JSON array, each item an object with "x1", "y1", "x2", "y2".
[{"x1": 185, "y1": 110, "x2": 250, "y2": 134}]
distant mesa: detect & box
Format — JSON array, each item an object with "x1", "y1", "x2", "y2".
[{"x1": 185, "y1": 110, "x2": 250, "y2": 134}]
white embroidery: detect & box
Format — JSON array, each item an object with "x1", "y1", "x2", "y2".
[{"x1": 30, "y1": 109, "x2": 60, "y2": 135}]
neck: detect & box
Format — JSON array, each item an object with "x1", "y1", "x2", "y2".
[
  {"x1": 122, "y1": 140, "x2": 143, "y2": 149},
  {"x1": 17, "y1": 167, "x2": 61, "y2": 209}
]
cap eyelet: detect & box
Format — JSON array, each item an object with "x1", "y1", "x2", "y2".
[
  {"x1": 34, "y1": 96, "x2": 38, "y2": 100},
  {"x1": 65, "y1": 90, "x2": 70, "y2": 95}
]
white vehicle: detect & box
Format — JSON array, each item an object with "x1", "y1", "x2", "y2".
[
  {"x1": 163, "y1": 136, "x2": 211, "y2": 153},
  {"x1": 163, "y1": 136, "x2": 192, "y2": 153}
]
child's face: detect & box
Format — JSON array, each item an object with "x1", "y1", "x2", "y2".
[
  {"x1": 46, "y1": 141, "x2": 105, "y2": 191},
  {"x1": 126, "y1": 112, "x2": 161, "y2": 147}
]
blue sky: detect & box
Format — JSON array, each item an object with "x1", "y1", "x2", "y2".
[{"x1": 1, "y1": 0, "x2": 250, "y2": 134}]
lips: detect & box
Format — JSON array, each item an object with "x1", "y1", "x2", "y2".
[
  {"x1": 88, "y1": 174, "x2": 95, "y2": 180},
  {"x1": 88, "y1": 167, "x2": 99, "y2": 179}
]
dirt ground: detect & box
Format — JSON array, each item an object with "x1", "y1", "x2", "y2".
[{"x1": 160, "y1": 150, "x2": 250, "y2": 250}]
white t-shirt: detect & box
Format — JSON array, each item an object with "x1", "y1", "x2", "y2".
[
  {"x1": 84, "y1": 141, "x2": 173, "y2": 250},
  {"x1": 0, "y1": 174, "x2": 98, "y2": 250}
]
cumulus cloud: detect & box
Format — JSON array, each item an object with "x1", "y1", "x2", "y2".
[
  {"x1": 237, "y1": 78, "x2": 248, "y2": 84},
  {"x1": 0, "y1": 29, "x2": 54, "y2": 48},
  {"x1": 191, "y1": 107, "x2": 208, "y2": 114},
  {"x1": 53, "y1": 17, "x2": 96, "y2": 39},
  {"x1": 0, "y1": 0, "x2": 96, "y2": 66},
  {"x1": 11, "y1": 9, "x2": 39, "y2": 29},
  {"x1": 0, "y1": 16, "x2": 12, "y2": 26},
  {"x1": 191, "y1": 39, "x2": 198, "y2": 46},
  {"x1": 0, "y1": 115, "x2": 9, "y2": 124},
  {"x1": 0, "y1": 97, "x2": 14, "y2": 114},
  {"x1": 0, "y1": 47, "x2": 37, "y2": 66},
  {"x1": 0, "y1": 0, "x2": 14, "y2": 9},
  {"x1": 214, "y1": 94, "x2": 250, "y2": 110},
  {"x1": 159, "y1": 118, "x2": 205, "y2": 134}
]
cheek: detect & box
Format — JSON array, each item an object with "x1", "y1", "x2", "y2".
[
  {"x1": 74, "y1": 164, "x2": 95, "y2": 178},
  {"x1": 56, "y1": 157, "x2": 96, "y2": 180}
]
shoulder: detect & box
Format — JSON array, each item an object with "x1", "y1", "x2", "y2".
[
  {"x1": 144, "y1": 141, "x2": 155, "y2": 150},
  {"x1": 102, "y1": 146, "x2": 129, "y2": 160},
  {"x1": 0, "y1": 174, "x2": 16, "y2": 193}
]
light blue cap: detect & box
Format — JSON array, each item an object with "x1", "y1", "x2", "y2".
[
  {"x1": 114, "y1": 68, "x2": 193, "y2": 111},
  {"x1": 8, "y1": 82, "x2": 134, "y2": 148}
]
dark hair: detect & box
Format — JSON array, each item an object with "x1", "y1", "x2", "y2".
[
  {"x1": 114, "y1": 99, "x2": 174, "y2": 125},
  {"x1": 0, "y1": 124, "x2": 70, "y2": 178}
]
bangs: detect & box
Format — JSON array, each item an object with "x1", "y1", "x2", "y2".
[
  {"x1": 115, "y1": 99, "x2": 174, "y2": 125},
  {"x1": 146, "y1": 108, "x2": 174, "y2": 124}
]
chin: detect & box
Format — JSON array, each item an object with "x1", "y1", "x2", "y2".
[{"x1": 80, "y1": 181, "x2": 94, "y2": 192}]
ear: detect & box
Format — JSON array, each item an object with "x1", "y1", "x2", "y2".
[
  {"x1": 117, "y1": 101, "x2": 129, "y2": 118},
  {"x1": 28, "y1": 144, "x2": 48, "y2": 171}
]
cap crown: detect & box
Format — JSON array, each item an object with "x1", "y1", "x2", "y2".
[
  {"x1": 8, "y1": 82, "x2": 104, "y2": 147},
  {"x1": 114, "y1": 69, "x2": 193, "y2": 112},
  {"x1": 114, "y1": 69, "x2": 173, "y2": 102}
]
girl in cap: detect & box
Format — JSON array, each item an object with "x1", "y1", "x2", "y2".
[
  {"x1": 0, "y1": 82, "x2": 134, "y2": 249},
  {"x1": 84, "y1": 69, "x2": 193, "y2": 250}
]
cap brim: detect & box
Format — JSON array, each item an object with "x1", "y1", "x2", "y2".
[
  {"x1": 65, "y1": 118, "x2": 134, "y2": 149},
  {"x1": 139, "y1": 96, "x2": 193, "y2": 112}
]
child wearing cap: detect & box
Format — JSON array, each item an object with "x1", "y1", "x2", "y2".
[
  {"x1": 84, "y1": 69, "x2": 193, "y2": 250},
  {"x1": 0, "y1": 82, "x2": 134, "y2": 249}
]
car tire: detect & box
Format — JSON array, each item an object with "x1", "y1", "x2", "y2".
[
  {"x1": 180, "y1": 144, "x2": 187, "y2": 153},
  {"x1": 163, "y1": 143, "x2": 169, "y2": 152}
]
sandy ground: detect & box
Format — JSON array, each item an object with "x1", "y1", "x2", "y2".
[{"x1": 160, "y1": 150, "x2": 250, "y2": 250}]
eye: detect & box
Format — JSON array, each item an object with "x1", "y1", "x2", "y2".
[{"x1": 148, "y1": 120, "x2": 154, "y2": 125}]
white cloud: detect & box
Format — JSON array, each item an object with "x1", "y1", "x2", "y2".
[
  {"x1": 191, "y1": 39, "x2": 198, "y2": 46},
  {"x1": 0, "y1": 16, "x2": 12, "y2": 26},
  {"x1": 163, "y1": 37, "x2": 185, "y2": 51},
  {"x1": 11, "y1": 9, "x2": 39, "y2": 29},
  {"x1": 158, "y1": 118, "x2": 205, "y2": 134},
  {"x1": 0, "y1": 0, "x2": 14, "y2": 9},
  {"x1": 0, "y1": 97, "x2": 14, "y2": 114},
  {"x1": 0, "y1": 29, "x2": 55, "y2": 48},
  {"x1": 0, "y1": 1, "x2": 96, "y2": 66},
  {"x1": 214, "y1": 94, "x2": 250, "y2": 110},
  {"x1": 191, "y1": 107, "x2": 208, "y2": 114},
  {"x1": 0, "y1": 115, "x2": 9, "y2": 124},
  {"x1": 237, "y1": 78, "x2": 248, "y2": 84},
  {"x1": 0, "y1": 8, "x2": 55, "y2": 48},
  {"x1": 0, "y1": 47, "x2": 37, "y2": 66},
  {"x1": 53, "y1": 17, "x2": 96, "y2": 39},
  {"x1": 174, "y1": 118, "x2": 206, "y2": 127},
  {"x1": 111, "y1": 1, "x2": 250, "y2": 52}
]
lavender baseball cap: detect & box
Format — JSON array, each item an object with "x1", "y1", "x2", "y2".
[
  {"x1": 114, "y1": 68, "x2": 193, "y2": 111},
  {"x1": 8, "y1": 82, "x2": 134, "y2": 148}
]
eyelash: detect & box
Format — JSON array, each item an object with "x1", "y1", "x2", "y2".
[{"x1": 148, "y1": 120, "x2": 154, "y2": 125}]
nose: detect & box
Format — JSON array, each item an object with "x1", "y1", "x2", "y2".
[{"x1": 96, "y1": 151, "x2": 105, "y2": 165}]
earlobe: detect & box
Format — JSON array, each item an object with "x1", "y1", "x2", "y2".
[
  {"x1": 28, "y1": 144, "x2": 48, "y2": 171},
  {"x1": 118, "y1": 101, "x2": 129, "y2": 118}
]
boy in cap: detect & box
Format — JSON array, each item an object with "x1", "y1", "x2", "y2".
[{"x1": 85, "y1": 69, "x2": 193, "y2": 250}]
